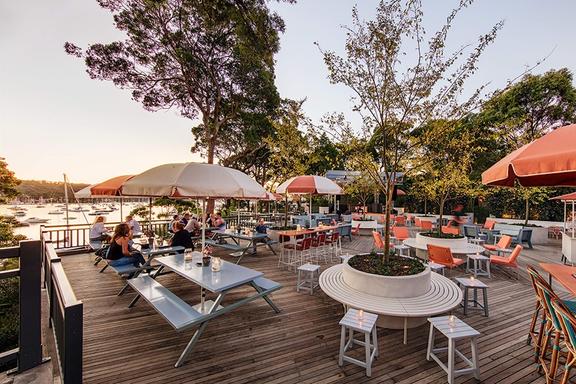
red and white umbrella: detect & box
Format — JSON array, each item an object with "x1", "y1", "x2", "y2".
[{"x1": 276, "y1": 175, "x2": 342, "y2": 227}]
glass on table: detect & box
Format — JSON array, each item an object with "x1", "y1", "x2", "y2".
[{"x1": 184, "y1": 248, "x2": 193, "y2": 261}]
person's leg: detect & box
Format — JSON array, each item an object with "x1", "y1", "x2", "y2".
[
  {"x1": 109, "y1": 257, "x2": 138, "y2": 267},
  {"x1": 131, "y1": 252, "x2": 146, "y2": 266}
]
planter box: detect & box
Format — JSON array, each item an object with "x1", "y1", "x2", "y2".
[{"x1": 342, "y1": 257, "x2": 431, "y2": 298}]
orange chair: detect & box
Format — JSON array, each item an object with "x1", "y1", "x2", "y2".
[
  {"x1": 372, "y1": 231, "x2": 384, "y2": 250},
  {"x1": 395, "y1": 216, "x2": 406, "y2": 226},
  {"x1": 392, "y1": 226, "x2": 410, "y2": 241},
  {"x1": 351, "y1": 223, "x2": 361, "y2": 236},
  {"x1": 483, "y1": 219, "x2": 496, "y2": 230},
  {"x1": 414, "y1": 217, "x2": 422, "y2": 227},
  {"x1": 426, "y1": 244, "x2": 465, "y2": 270},
  {"x1": 484, "y1": 235, "x2": 512, "y2": 253},
  {"x1": 441, "y1": 226, "x2": 459, "y2": 235},
  {"x1": 490, "y1": 244, "x2": 522, "y2": 279},
  {"x1": 420, "y1": 220, "x2": 434, "y2": 230}
]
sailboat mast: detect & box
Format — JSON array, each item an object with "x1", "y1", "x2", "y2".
[{"x1": 63, "y1": 173, "x2": 70, "y2": 247}]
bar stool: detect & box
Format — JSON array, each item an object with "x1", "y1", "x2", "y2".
[
  {"x1": 296, "y1": 263, "x2": 320, "y2": 294},
  {"x1": 338, "y1": 308, "x2": 379, "y2": 377},
  {"x1": 466, "y1": 253, "x2": 491, "y2": 278},
  {"x1": 427, "y1": 315, "x2": 480, "y2": 384},
  {"x1": 310, "y1": 233, "x2": 328, "y2": 263}
]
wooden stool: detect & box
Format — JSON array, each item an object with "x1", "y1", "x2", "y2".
[
  {"x1": 427, "y1": 316, "x2": 480, "y2": 384},
  {"x1": 466, "y1": 253, "x2": 491, "y2": 278},
  {"x1": 297, "y1": 263, "x2": 320, "y2": 294},
  {"x1": 427, "y1": 261, "x2": 445, "y2": 276},
  {"x1": 455, "y1": 277, "x2": 489, "y2": 316},
  {"x1": 338, "y1": 308, "x2": 379, "y2": 377}
]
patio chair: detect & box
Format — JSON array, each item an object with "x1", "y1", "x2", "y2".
[
  {"x1": 372, "y1": 231, "x2": 384, "y2": 251},
  {"x1": 489, "y1": 244, "x2": 522, "y2": 279},
  {"x1": 548, "y1": 226, "x2": 562, "y2": 240},
  {"x1": 526, "y1": 265, "x2": 546, "y2": 349},
  {"x1": 533, "y1": 278, "x2": 576, "y2": 383},
  {"x1": 324, "y1": 232, "x2": 341, "y2": 260},
  {"x1": 310, "y1": 233, "x2": 328, "y2": 263},
  {"x1": 285, "y1": 237, "x2": 313, "y2": 268},
  {"x1": 420, "y1": 220, "x2": 434, "y2": 231},
  {"x1": 484, "y1": 234, "x2": 512, "y2": 253},
  {"x1": 392, "y1": 226, "x2": 410, "y2": 242},
  {"x1": 483, "y1": 219, "x2": 496, "y2": 230},
  {"x1": 426, "y1": 244, "x2": 465, "y2": 271},
  {"x1": 351, "y1": 223, "x2": 361, "y2": 236},
  {"x1": 441, "y1": 226, "x2": 459, "y2": 235},
  {"x1": 394, "y1": 216, "x2": 406, "y2": 226},
  {"x1": 339, "y1": 224, "x2": 352, "y2": 242},
  {"x1": 414, "y1": 217, "x2": 422, "y2": 227},
  {"x1": 551, "y1": 298, "x2": 576, "y2": 384}
]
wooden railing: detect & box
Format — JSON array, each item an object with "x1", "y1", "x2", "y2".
[
  {"x1": 42, "y1": 237, "x2": 83, "y2": 383},
  {"x1": 0, "y1": 241, "x2": 43, "y2": 373}
]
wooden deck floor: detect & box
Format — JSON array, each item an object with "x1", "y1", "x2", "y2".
[{"x1": 58, "y1": 234, "x2": 569, "y2": 384}]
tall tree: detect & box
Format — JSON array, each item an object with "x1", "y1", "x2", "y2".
[
  {"x1": 319, "y1": 0, "x2": 502, "y2": 259},
  {"x1": 0, "y1": 158, "x2": 20, "y2": 204},
  {"x1": 65, "y1": 0, "x2": 285, "y2": 165}
]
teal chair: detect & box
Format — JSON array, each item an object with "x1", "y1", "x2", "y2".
[
  {"x1": 551, "y1": 297, "x2": 576, "y2": 384},
  {"x1": 534, "y1": 278, "x2": 576, "y2": 382}
]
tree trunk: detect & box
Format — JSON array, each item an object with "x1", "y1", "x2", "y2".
[
  {"x1": 382, "y1": 181, "x2": 394, "y2": 263},
  {"x1": 524, "y1": 195, "x2": 530, "y2": 226},
  {"x1": 438, "y1": 199, "x2": 445, "y2": 234}
]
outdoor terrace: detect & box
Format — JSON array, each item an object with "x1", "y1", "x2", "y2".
[{"x1": 53, "y1": 234, "x2": 569, "y2": 384}]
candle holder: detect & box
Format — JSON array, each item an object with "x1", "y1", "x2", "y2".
[{"x1": 211, "y1": 257, "x2": 222, "y2": 272}]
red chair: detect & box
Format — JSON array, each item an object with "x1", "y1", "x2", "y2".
[
  {"x1": 441, "y1": 226, "x2": 459, "y2": 235},
  {"x1": 372, "y1": 231, "x2": 384, "y2": 250},
  {"x1": 484, "y1": 235, "x2": 512, "y2": 253},
  {"x1": 490, "y1": 244, "x2": 522, "y2": 279},
  {"x1": 420, "y1": 220, "x2": 434, "y2": 230},
  {"x1": 351, "y1": 223, "x2": 361, "y2": 236},
  {"x1": 414, "y1": 217, "x2": 422, "y2": 227},
  {"x1": 392, "y1": 226, "x2": 410, "y2": 241},
  {"x1": 311, "y1": 233, "x2": 327, "y2": 263},
  {"x1": 324, "y1": 232, "x2": 341, "y2": 260},
  {"x1": 427, "y1": 244, "x2": 465, "y2": 270},
  {"x1": 395, "y1": 216, "x2": 406, "y2": 226},
  {"x1": 483, "y1": 219, "x2": 496, "y2": 230}
]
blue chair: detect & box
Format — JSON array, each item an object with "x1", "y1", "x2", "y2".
[{"x1": 339, "y1": 224, "x2": 352, "y2": 242}]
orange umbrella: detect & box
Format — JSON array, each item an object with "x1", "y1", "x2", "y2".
[
  {"x1": 482, "y1": 124, "x2": 576, "y2": 187},
  {"x1": 550, "y1": 192, "x2": 576, "y2": 201},
  {"x1": 90, "y1": 175, "x2": 134, "y2": 196}
]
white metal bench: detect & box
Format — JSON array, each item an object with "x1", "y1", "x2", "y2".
[{"x1": 319, "y1": 264, "x2": 462, "y2": 344}]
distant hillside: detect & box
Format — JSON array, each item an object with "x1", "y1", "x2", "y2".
[{"x1": 16, "y1": 180, "x2": 90, "y2": 200}]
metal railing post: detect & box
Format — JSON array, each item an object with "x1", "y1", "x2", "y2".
[{"x1": 18, "y1": 240, "x2": 43, "y2": 372}]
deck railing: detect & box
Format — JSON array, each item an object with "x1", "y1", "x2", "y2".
[
  {"x1": 0, "y1": 241, "x2": 43, "y2": 373},
  {"x1": 42, "y1": 236, "x2": 83, "y2": 383}
]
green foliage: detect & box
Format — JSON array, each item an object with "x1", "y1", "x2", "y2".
[
  {"x1": 16, "y1": 180, "x2": 89, "y2": 200},
  {"x1": 66, "y1": 0, "x2": 287, "y2": 164},
  {"x1": 348, "y1": 253, "x2": 425, "y2": 276},
  {"x1": 0, "y1": 158, "x2": 20, "y2": 204},
  {"x1": 343, "y1": 172, "x2": 378, "y2": 211}
]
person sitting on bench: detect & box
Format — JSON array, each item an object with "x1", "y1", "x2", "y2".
[
  {"x1": 89, "y1": 215, "x2": 111, "y2": 242},
  {"x1": 214, "y1": 212, "x2": 227, "y2": 231},
  {"x1": 170, "y1": 222, "x2": 193, "y2": 251},
  {"x1": 108, "y1": 223, "x2": 146, "y2": 268}
]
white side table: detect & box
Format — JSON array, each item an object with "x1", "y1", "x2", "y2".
[
  {"x1": 338, "y1": 308, "x2": 379, "y2": 377},
  {"x1": 455, "y1": 277, "x2": 489, "y2": 317},
  {"x1": 427, "y1": 261, "x2": 446, "y2": 276},
  {"x1": 466, "y1": 253, "x2": 491, "y2": 278},
  {"x1": 394, "y1": 244, "x2": 411, "y2": 257},
  {"x1": 297, "y1": 263, "x2": 320, "y2": 294},
  {"x1": 427, "y1": 316, "x2": 480, "y2": 384}
]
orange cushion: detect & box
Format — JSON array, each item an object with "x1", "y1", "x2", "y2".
[
  {"x1": 484, "y1": 244, "x2": 498, "y2": 251},
  {"x1": 490, "y1": 255, "x2": 517, "y2": 266}
]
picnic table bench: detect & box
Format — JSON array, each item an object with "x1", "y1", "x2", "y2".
[
  {"x1": 205, "y1": 231, "x2": 277, "y2": 264},
  {"x1": 127, "y1": 253, "x2": 282, "y2": 367}
]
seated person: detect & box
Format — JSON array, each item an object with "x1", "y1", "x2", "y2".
[
  {"x1": 184, "y1": 215, "x2": 201, "y2": 235},
  {"x1": 213, "y1": 212, "x2": 226, "y2": 231},
  {"x1": 180, "y1": 213, "x2": 190, "y2": 226},
  {"x1": 125, "y1": 215, "x2": 141, "y2": 233},
  {"x1": 89, "y1": 216, "x2": 111, "y2": 242},
  {"x1": 107, "y1": 224, "x2": 146, "y2": 268},
  {"x1": 169, "y1": 222, "x2": 194, "y2": 251},
  {"x1": 254, "y1": 218, "x2": 268, "y2": 234},
  {"x1": 168, "y1": 214, "x2": 180, "y2": 233}
]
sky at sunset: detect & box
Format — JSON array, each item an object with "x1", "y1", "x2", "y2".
[{"x1": 1, "y1": 0, "x2": 575, "y2": 183}]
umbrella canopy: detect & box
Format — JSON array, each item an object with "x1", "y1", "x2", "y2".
[
  {"x1": 91, "y1": 175, "x2": 134, "y2": 196},
  {"x1": 482, "y1": 124, "x2": 576, "y2": 187},
  {"x1": 276, "y1": 175, "x2": 343, "y2": 195},
  {"x1": 397, "y1": 188, "x2": 406, "y2": 196},
  {"x1": 74, "y1": 184, "x2": 96, "y2": 199},
  {"x1": 121, "y1": 163, "x2": 268, "y2": 199},
  {"x1": 264, "y1": 191, "x2": 283, "y2": 201},
  {"x1": 550, "y1": 192, "x2": 576, "y2": 201}
]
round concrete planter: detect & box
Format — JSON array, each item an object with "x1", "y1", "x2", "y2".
[
  {"x1": 416, "y1": 232, "x2": 467, "y2": 248},
  {"x1": 342, "y1": 256, "x2": 431, "y2": 298}
]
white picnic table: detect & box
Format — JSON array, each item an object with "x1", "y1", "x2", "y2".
[
  {"x1": 127, "y1": 253, "x2": 282, "y2": 367},
  {"x1": 206, "y1": 230, "x2": 276, "y2": 263}
]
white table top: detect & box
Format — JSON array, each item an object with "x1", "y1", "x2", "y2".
[
  {"x1": 403, "y1": 238, "x2": 485, "y2": 255},
  {"x1": 466, "y1": 254, "x2": 489, "y2": 260},
  {"x1": 155, "y1": 253, "x2": 263, "y2": 293},
  {"x1": 340, "y1": 308, "x2": 378, "y2": 332},
  {"x1": 428, "y1": 316, "x2": 480, "y2": 339},
  {"x1": 216, "y1": 230, "x2": 268, "y2": 241}
]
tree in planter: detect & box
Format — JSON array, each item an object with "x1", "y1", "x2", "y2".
[
  {"x1": 65, "y1": 0, "x2": 287, "y2": 212},
  {"x1": 319, "y1": 0, "x2": 502, "y2": 260}
]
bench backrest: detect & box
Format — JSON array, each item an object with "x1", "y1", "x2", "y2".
[{"x1": 494, "y1": 223, "x2": 523, "y2": 236}]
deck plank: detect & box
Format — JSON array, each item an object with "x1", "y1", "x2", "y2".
[{"x1": 58, "y1": 233, "x2": 570, "y2": 383}]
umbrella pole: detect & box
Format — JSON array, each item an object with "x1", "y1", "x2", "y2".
[
  {"x1": 309, "y1": 194, "x2": 312, "y2": 228},
  {"x1": 564, "y1": 201, "x2": 567, "y2": 233},
  {"x1": 284, "y1": 194, "x2": 288, "y2": 228},
  {"x1": 120, "y1": 198, "x2": 123, "y2": 222},
  {"x1": 149, "y1": 197, "x2": 153, "y2": 231},
  {"x1": 202, "y1": 199, "x2": 206, "y2": 250},
  {"x1": 238, "y1": 202, "x2": 241, "y2": 229},
  {"x1": 573, "y1": 201, "x2": 575, "y2": 239}
]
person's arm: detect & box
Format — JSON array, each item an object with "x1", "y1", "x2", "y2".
[{"x1": 120, "y1": 237, "x2": 131, "y2": 256}]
